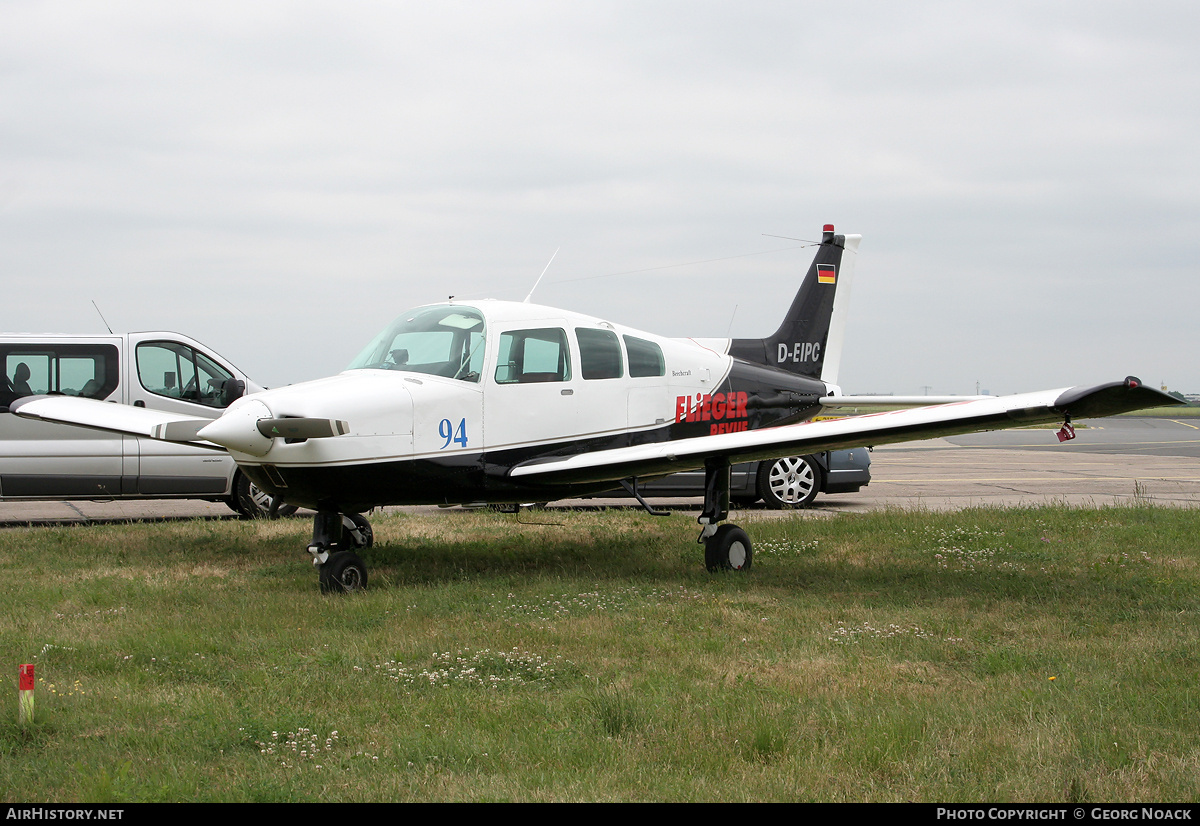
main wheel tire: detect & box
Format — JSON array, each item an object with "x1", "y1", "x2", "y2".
[
  {"x1": 319, "y1": 551, "x2": 368, "y2": 593},
  {"x1": 757, "y1": 456, "x2": 821, "y2": 509},
  {"x1": 228, "y1": 473, "x2": 298, "y2": 519},
  {"x1": 704, "y1": 524, "x2": 753, "y2": 573},
  {"x1": 341, "y1": 513, "x2": 373, "y2": 549}
]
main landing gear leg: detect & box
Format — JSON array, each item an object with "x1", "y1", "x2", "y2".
[
  {"x1": 698, "y1": 458, "x2": 752, "y2": 572},
  {"x1": 308, "y1": 509, "x2": 374, "y2": 593}
]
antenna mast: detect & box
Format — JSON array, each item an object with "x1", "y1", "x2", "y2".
[
  {"x1": 524, "y1": 248, "x2": 560, "y2": 304},
  {"x1": 91, "y1": 301, "x2": 114, "y2": 334}
]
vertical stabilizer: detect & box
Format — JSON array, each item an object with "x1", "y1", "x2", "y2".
[{"x1": 728, "y1": 225, "x2": 860, "y2": 382}]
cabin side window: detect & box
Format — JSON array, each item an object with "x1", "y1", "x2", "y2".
[
  {"x1": 575, "y1": 328, "x2": 623, "y2": 380},
  {"x1": 1, "y1": 344, "x2": 119, "y2": 407},
  {"x1": 136, "y1": 341, "x2": 237, "y2": 409},
  {"x1": 623, "y1": 335, "x2": 665, "y2": 378},
  {"x1": 494, "y1": 328, "x2": 571, "y2": 384}
]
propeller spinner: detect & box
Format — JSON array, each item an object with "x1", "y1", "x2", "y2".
[{"x1": 194, "y1": 400, "x2": 349, "y2": 456}]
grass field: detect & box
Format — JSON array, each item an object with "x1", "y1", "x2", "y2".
[{"x1": 2, "y1": 504, "x2": 1199, "y2": 802}]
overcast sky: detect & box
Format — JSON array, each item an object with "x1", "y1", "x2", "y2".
[{"x1": 3, "y1": 1, "x2": 1198, "y2": 396}]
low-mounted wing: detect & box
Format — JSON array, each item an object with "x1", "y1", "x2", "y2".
[
  {"x1": 510, "y1": 378, "x2": 1180, "y2": 485},
  {"x1": 9, "y1": 395, "x2": 221, "y2": 449},
  {"x1": 9, "y1": 395, "x2": 351, "y2": 456}
]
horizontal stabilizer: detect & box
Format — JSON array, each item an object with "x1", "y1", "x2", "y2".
[
  {"x1": 256, "y1": 418, "x2": 350, "y2": 440},
  {"x1": 510, "y1": 378, "x2": 1181, "y2": 485}
]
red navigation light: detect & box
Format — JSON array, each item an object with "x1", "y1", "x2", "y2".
[{"x1": 823, "y1": 224, "x2": 835, "y2": 232}]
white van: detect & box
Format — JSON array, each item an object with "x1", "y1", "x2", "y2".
[{"x1": 0, "y1": 331, "x2": 287, "y2": 517}]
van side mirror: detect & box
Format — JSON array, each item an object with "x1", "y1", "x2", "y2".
[{"x1": 219, "y1": 379, "x2": 246, "y2": 408}]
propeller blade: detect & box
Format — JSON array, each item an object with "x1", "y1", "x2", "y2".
[
  {"x1": 149, "y1": 419, "x2": 210, "y2": 442},
  {"x1": 255, "y1": 418, "x2": 350, "y2": 440}
]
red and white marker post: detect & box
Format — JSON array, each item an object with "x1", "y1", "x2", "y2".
[{"x1": 18, "y1": 664, "x2": 34, "y2": 725}]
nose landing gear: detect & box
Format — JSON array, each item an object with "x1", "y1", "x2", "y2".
[{"x1": 309, "y1": 510, "x2": 374, "y2": 593}]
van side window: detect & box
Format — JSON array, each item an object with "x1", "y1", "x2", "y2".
[
  {"x1": 576, "y1": 328, "x2": 623, "y2": 380},
  {"x1": 1, "y1": 345, "x2": 119, "y2": 406},
  {"x1": 494, "y1": 329, "x2": 571, "y2": 384},
  {"x1": 136, "y1": 342, "x2": 236, "y2": 408},
  {"x1": 623, "y1": 335, "x2": 665, "y2": 378}
]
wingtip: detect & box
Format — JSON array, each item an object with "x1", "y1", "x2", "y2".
[{"x1": 1054, "y1": 377, "x2": 1184, "y2": 418}]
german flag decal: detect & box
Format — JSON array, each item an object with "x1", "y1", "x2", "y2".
[{"x1": 817, "y1": 264, "x2": 836, "y2": 284}]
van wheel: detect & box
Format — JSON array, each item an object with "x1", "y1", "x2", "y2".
[
  {"x1": 757, "y1": 456, "x2": 821, "y2": 509},
  {"x1": 229, "y1": 473, "x2": 298, "y2": 519}
]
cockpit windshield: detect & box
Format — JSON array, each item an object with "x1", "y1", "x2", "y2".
[{"x1": 346, "y1": 305, "x2": 486, "y2": 382}]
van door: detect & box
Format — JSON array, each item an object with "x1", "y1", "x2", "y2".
[{"x1": 127, "y1": 337, "x2": 240, "y2": 495}]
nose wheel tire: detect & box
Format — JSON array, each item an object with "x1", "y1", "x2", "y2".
[
  {"x1": 704, "y1": 524, "x2": 752, "y2": 572},
  {"x1": 312, "y1": 512, "x2": 373, "y2": 594},
  {"x1": 320, "y1": 551, "x2": 368, "y2": 593}
]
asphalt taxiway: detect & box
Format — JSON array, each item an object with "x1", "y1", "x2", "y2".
[
  {"x1": 592, "y1": 415, "x2": 1200, "y2": 513},
  {"x1": 837, "y1": 415, "x2": 1200, "y2": 512}
]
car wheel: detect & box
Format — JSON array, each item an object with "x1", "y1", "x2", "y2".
[{"x1": 757, "y1": 456, "x2": 821, "y2": 509}]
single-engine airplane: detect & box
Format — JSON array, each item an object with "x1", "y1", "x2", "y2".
[{"x1": 11, "y1": 225, "x2": 1180, "y2": 591}]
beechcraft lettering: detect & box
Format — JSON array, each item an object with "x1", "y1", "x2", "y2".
[
  {"x1": 8, "y1": 223, "x2": 1180, "y2": 593},
  {"x1": 778, "y1": 342, "x2": 821, "y2": 364}
]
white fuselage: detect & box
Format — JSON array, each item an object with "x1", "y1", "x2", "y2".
[{"x1": 220, "y1": 299, "x2": 819, "y2": 510}]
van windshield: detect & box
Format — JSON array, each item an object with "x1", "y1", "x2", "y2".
[{"x1": 346, "y1": 305, "x2": 486, "y2": 382}]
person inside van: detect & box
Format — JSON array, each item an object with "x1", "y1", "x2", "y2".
[{"x1": 11, "y1": 363, "x2": 32, "y2": 397}]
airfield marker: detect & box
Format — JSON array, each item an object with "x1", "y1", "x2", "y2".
[{"x1": 18, "y1": 664, "x2": 34, "y2": 724}]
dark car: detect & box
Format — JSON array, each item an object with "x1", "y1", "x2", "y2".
[{"x1": 615, "y1": 448, "x2": 871, "y2": 508}]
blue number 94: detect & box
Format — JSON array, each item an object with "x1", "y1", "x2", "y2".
[{"x1": 439, "y1": 418, "x2": 468, "y2": 449}]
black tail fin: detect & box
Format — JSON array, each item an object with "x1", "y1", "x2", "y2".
[{"x1": 728, "y1": 224, "x2": 859, "y2": 384}]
